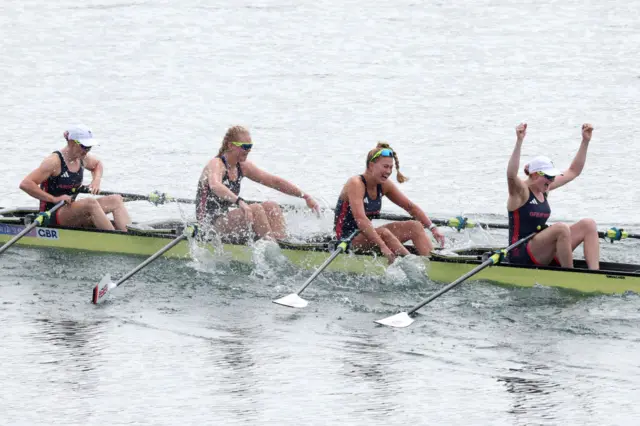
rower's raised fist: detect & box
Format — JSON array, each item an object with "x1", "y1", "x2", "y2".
[
  {"x1": 516, "y1": 123, "x2": 527, "y2": 140},
  {"x1": 582, "y1": 123, "x2": 594, "y2": 142}
]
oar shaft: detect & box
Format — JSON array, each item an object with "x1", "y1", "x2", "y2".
[
  {"x1": 95, "y1": 190, "x2": 193, "y2": 205},
  {"x1": 294, "y1": 229, "x2": 359, "y2": 295},
  {"x1": 408, "y1": 258, "x2": 494, "y2": 314},
  {"x1": 0, "y1": 222, "x2": 38, "y2": 255},
  {"x1": 0, "y1": 200, "x2": 66, "y2": 255},
  {"x1": 113, "y1": 234, "x2": 187, "y2": 287},
  {"x1": 407, "y1": 231, "x2": 537, "y2": 315},
  {"x1": 295, "y1": 246, "x2": 344, "y2": 295}
]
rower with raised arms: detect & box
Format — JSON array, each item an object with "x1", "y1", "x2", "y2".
[
  {"x1": 507, "y1": 122, "x2": 599, "y2": 269},
  {"x1": 19, "y1": 124, "x2": 131, "y2": 231},
  {"x1": 196, "y1": 125, "x2": 320, "y2": 241},
  {"x1": 333, "y1": 142, "x2": 445, "y2": 264}
]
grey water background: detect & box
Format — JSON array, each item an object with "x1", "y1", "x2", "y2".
[{"x1": 1, "y1": 0, "x2": 640, "y2": 424}]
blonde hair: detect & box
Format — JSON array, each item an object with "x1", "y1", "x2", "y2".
[
  {"x1": 217, "y1": 125, "x2": 251, "y2": 157},
  {"x1": 366, "y1": 142, "x2": 408, "y2": 183}
]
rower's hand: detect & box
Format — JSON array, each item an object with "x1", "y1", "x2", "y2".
[
  {"x1": 89, "y1": 177, "x2": 102, "y2": 195},
  {"x1": 53, "y1": 195, "x2": 73, "y2": 205},
  {"x1": 516, "y1": 122, "x2": 527, "y2": 141},
  {"x1": 431, "y1": 227, "x2": 445, "y2": 247},
  {"x1": 238, "y1": 200, "x2": 253, "y2": 222},
  {"x1": 381, "y1": 247, "x2": 396, "y2": 265},
  {"x1": 582, "y1": 123, "x2": 594, "y2": 143},
  {"x1": 304, "y1": 195, "x2": 321, "y2": 216}
]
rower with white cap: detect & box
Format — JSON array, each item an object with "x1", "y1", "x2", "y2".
[
  {"x1": 506, "y1": 123, "x2": 599, "y2": 269},
  {"x1": 19, "y1": 124, "x2": 131, "y2": 231}
]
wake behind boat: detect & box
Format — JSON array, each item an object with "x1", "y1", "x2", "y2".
[{"x1": 1, "y1": 206, "x2": 639, "y2": 295}]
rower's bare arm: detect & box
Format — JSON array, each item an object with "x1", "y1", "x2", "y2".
[
  {"x1": 242, "y1": 161, "x2": 319, "y2": 212},
  {"x1": 507, "y1": 123, "x2": 529, "y2": 205},
  {"x1": 207, "y1": 158, "x2": 240, "y2": 202},
  {"x1": 242, "y1": 161, "x2": 299, "y2": 194},
  {"x1": 384, "y1": 182, "x2": 430, "y2": 226},
  {"x1": 83, "y1": 155, "x2": 103, "y2": 194},
  {"x1": 19, "y1": 154, "x2": 61, "y2": 202},
  {"x1": 549, "y1": 123, "x2": 593, "y2": 191},
  {"x1": 384, "y1": 182, "x2": 445, "y2": 246},
  {"x1": 346, "y1": 177, "x2": 390, "y2": 253}
]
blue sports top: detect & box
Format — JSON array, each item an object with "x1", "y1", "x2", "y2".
[{"x1": 334, "y1": 175, "x2": 383, "y2": 239}]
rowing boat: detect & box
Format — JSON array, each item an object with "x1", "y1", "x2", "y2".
[{"x1": 1, "y1": 206, "x2": 639, "y2": 295}]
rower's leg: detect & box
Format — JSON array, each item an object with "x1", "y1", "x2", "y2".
[
  {"x1": 96, "y1": 195, "x2": 131, "y2": 232},
  {"x1": 214, "y1": 209, "x2": 253, "y2": 240},
  {"x1": 248, "y1": 204, "x2": 274, "y2": 239},
  {"x1": 380, "y1": 220, "x2": 433, "y2": 255},
  {"x1": 56, "y1": 198, "x2": 115, "y2": 230},
  {"x1": 378, "y1": 228, "x2": 411, "y2": 255},
  {"x1": 527, "y1": 223, "x2": 573, "y2": 267},
  {"x1": 350, "y1": 227, "x2": 410, "y2": 255},
  {"x1": 261, "y1": 201, "x2": 287, "y2": 240},
  {"x1": 569, "y1": 218, "x2": 600, "y2": 270}
]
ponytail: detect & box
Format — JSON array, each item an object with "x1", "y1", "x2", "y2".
[{"x1": 366, "y1": 142, "x2": 409, "y2": 183}]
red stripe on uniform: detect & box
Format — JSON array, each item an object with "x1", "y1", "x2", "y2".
[
  {"x1": 40, "y1": 181, "x2": 48, "y2": 212},
  {"x1": 526, "y1": 243, "x2": 543, "y2": 265},
  {"x1": 335, "y1": 200, "x2": 350, "y2": 239},
  {"x1": 511, "y1": 210, "x2": 520, "y2": 244}
]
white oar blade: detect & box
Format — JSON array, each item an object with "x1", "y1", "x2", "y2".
[
  {"x1": 92, "y1": 274, "x2": 115, "y2": 304},
  {"x1": 374, "y1": 312, "x2": 415, "y2": 328},
  {"x1": 272, "y1": 293, "x2": 308, "y2": 308}
]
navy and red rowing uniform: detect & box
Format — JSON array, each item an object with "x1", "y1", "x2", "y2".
[
  {"x1": 39, "y1": 151, "x2": 84, "y2": 226},
  {"x1": 334, "y1": 175, "x2": 382, "y2": 239},
  {"x1": 507, "y1": 189, "x2": 551, "y2": 265},
  {"x1": 196, "y1": 155, "x2": 243, "y2": 224}
]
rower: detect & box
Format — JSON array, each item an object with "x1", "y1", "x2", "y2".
[
  {"x1": 19, "y1": 124, "x2": 131, "y2": 231},
  {"x1": 333, "y1": 142, "x2": 445, "y2": 264},
  {"x1": 506, "y1": 123, "x2": 599, "y2": 269},
  {"x1": 196, "y1": 125, "x2": 320, "y2": 241}
]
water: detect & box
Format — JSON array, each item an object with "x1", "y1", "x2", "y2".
[{"x1": 2, "y1": 0, "x2": 640, "y2": 424}]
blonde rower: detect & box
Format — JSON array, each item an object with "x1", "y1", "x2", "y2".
[
  {"x1": 196, "y1": 126, "x2": 320, "y2": 241},
  {"x1": 333, "y1": 142, "x2": 445, "y2": 264}
]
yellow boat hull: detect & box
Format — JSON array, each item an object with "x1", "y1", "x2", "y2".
[{"x1": 1, "y1": 223, "x2": 639, "y2": 295}]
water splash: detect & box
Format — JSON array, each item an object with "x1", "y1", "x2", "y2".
[
  {"x1": 250, "y1": 238, "x2": 295, "y2": 280},
  {"x1": 384, "y1": 254, "x2": 429, "y2": 287},
  {"x1": 187, "y1": 233, "x2": 232, "y2": 276}
]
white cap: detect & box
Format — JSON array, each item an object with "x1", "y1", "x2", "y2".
[
  {"x1": 66, "y1": 124, "x2": 98, "y2": 146},
  {"x1": 527, "y1": 155, "x2": 563, "y2": 176}
]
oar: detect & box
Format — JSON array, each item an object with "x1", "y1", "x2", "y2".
[
  {"x1": 91, "y1": 225, "x2": 198, "y2": 304},
  {"x1": 0, "y1": 200, "x2": 67, "y2": 256},
  {"x1": 600, "y1": 227, "x2": 640, "y2": 242},
  {"x1": 86, "y1": 189, "x2": 640, "y2": 241},
  {"x1": 273, "y1": 229, "x2": 360, "y2": 308},
  {"x1": 374, "y1": 231, "x2": 538, "y2": 328},
  {"x1": 92, "y1": 189, "x2": 194, "y2": 205},
  {"x1": 376, "y1": 214, "x2": 477, "y2": 230}
]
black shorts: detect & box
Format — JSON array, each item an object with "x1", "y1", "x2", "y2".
[{"x1": 507, "y1": 242, "x2": 559, "y2": 266}]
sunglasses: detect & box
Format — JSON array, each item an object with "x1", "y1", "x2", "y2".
[
  {"x1": 536, "y1": 171, "x2": 555, "y2": 182},
  {"x1": 231, "y1": 141, "x2": 253, "y2": 151},
  {"x1": 73, "y1": 140, "x2": 92, "y2": 152},
  {"x1": 370, "y1": 148, "x2": 393, "y2": 162}
]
